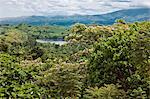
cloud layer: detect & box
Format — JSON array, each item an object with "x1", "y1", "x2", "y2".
[{"x1": 0, "y1": 0, "x2": 150, "y2": 18}]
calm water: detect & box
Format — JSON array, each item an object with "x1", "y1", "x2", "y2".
[{"x1": 36, "y1": 39, "x2": 67, "y2": 45}]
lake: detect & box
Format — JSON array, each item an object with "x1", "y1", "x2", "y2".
[{"x1": 36, "y1": 39, "x2": 67, "y2": 45}]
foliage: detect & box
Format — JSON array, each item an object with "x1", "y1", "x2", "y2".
[
  {"x1": 37, "y1": 61, "x2": 84, "y2": 98},
  {"x1": 84, "y1": 84, "x2": 126, "y2": 99},
  {"x1": 0, "y1": 53, "x2": 46, "y2": 98},
  {"x1": 0, "y1": 21, "x2": 150, "y2": 98},
  {"x1": 88, "y1": 22, "x2": 150, "y2": 98},
  {"x1": 15, "y1": 24, "x2": 69, "y2": 39}
]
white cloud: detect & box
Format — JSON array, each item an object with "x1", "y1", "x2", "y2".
[
  {"x1": 130, "y1": 0, "x2": 150, "y2": 7},
  {"x1": 0, "y1": 0, "x2": 150, "y2": 18}
]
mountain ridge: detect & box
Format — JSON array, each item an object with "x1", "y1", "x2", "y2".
[{"x1": 0, "y1": 8, "x2": 150, "y2": 26}]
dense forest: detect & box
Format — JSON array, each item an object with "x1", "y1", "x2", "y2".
[{"x1": 0, "y1": 20, "x2": 150, "y2": 98}]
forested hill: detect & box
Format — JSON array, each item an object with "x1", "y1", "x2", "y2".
[
  {"x1": 0, "y1": 8, "x2": 150, "y2": 26},
  {"x1": 0, "y1": 21, "x2": 150, "y2": 98}
]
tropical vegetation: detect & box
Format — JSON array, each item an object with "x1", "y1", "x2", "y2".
[{"x1": 0, "y1": 20, "x2": 150, "y2": 98}]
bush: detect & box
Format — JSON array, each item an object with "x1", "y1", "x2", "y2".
[{"x1": 84, "y1": 84, "x2": 126, "y2": 99}]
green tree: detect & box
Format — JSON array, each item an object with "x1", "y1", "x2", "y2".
[
  {"x1": 88, "y1": 23, "x2": 150, "y2": 97},
  {"x1": 0, "y1": 53, "x2": 46, "y2": 98},
  {"x1": 37, "y1": 61, "x2": 84, "y2": 98}
]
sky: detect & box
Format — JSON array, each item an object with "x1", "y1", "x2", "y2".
[{"x1": 0, "y1": 0, "x2": 150, "y2": 18}]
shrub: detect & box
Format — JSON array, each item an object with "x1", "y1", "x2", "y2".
[{"x1": 84, "y1": 84, "x2": 126, "y2": 99}]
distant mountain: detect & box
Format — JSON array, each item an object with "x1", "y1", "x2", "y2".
[{"x1": 0, "y1": 8, "x2": 150, "y2": 26}]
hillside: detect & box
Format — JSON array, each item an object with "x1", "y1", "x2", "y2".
[
  {"x1": 0, "y1": 21, "x2": 150, "y2": 98},
  {"x1": 0, "y1": 8, "x2": 150, "y2": 26}
]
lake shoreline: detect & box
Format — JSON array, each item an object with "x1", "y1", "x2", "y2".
[{"x1": 36, "y1": 39, "x2": 67, "y2": 45}]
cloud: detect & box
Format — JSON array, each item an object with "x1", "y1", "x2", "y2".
[
  {"x1": 0, "y1": 0, "x2": 150, "y2": 18},
  {"x1": 111, "y1": 0, "x2": 131, "y2": 2},
  {"x1": 130, "y1": 0, "x2": 150, "y2": 7}
]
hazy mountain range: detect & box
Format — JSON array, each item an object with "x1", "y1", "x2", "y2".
[{"x1": 0, "y1": 8, "x2": 150, "y2": 26}]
